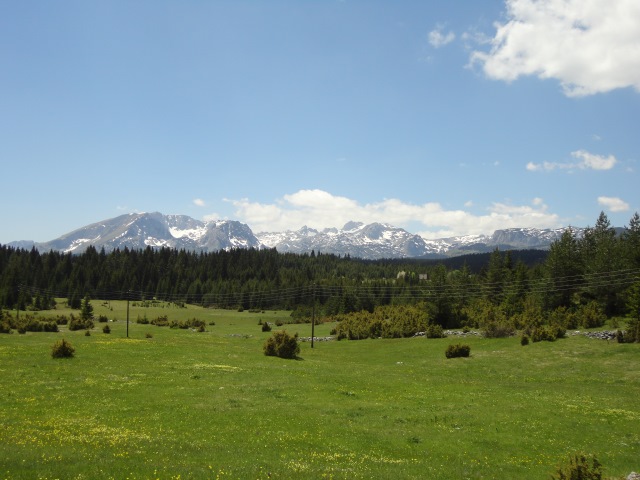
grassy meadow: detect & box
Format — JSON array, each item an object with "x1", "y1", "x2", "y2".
[{"x1": 1, "y1": 300, "x2": 639, "y2": 479}]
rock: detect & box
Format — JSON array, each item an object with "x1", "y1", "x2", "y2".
[{"x1": 627, "y1": 472, "x2": 640, "y2": 480}]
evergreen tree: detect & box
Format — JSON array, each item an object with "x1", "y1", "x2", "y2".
[{"x1": 80, "y1": 295, "x2": 93, "y2": 321}]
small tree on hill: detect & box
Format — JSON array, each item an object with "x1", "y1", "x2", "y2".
[{"x1": 80, "y1": 295, "x2": 93, "y2": 321}]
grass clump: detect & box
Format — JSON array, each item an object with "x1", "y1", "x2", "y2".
[{"x1": 51, "y1": 339, "x2": 75, "y2": 359}]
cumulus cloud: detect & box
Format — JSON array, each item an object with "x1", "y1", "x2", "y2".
[
  {"x1": 428, "y1": 26, "x2": 456, "y2": 48},
  {"x1": 470, "y1": 0, "x2": 640, "y2": 96},
  {"x1": 527, "y1": 150, "x2": 617, "y2": 172},
  {"x1": 227, "y1": 189, "x2": 561, "y2": 238},
  {"x1": 193, "y1": 198, "x2": 206, "y2": 207},
  {"x1": 598, "y1": 196, "x2": 629, "y2": 212}
]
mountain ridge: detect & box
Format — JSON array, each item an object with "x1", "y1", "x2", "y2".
[{"x1": 5, "y1": 212, "x2": 585, "y2": 259}]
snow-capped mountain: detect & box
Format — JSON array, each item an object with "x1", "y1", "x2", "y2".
[
  {"x1": 13, "y1": 212, "x2": 263, "y2": 254},
  {"x1": 7, "y1": 212, "x2": 583, "y2": 259},
  {"x1": 257, "y1": 221, "x2": 431, "y2": 258},
  {"x1": 257, "y1": 224, "x2": 578, "y2": 258}
]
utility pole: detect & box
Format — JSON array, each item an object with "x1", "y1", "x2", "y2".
[
  {"x1": 126, "y1": 291, "x2": 130, "y2": 338},
  {"x1": 311, "y1": 283, "x2": 316, "y2": 348}
]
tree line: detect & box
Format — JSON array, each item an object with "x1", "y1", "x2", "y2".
[{"x1": 1, "y1": 212, "x2": 639, "y2": 331}]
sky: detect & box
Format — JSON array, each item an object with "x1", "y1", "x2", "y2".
[{"x1": 1, "y1": 0, "x2": 639, "y2": 244}]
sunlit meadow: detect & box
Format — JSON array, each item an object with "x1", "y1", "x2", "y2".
[{"x1": 1, "y1": 300, "x2": 639, "y2": 479}]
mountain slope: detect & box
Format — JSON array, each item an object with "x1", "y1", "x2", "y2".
[{"x1": 19, "y1": 212, "x2": 263, "y2": 254}]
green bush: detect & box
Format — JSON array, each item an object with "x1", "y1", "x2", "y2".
[
  {"x1": 97, "y1": 315, "x2": 108, "y2": 323},
  {"x1": 102, "y1": 325, "x2": 111, "y2": 334},
  {"x1": 520, "y1": 335, "x2": 529, "y2": 346},
  {"x1": 151, "y1": 315, "x2": 169, "y2": 326},
  {"x1": 482, "y1": 321, "x2": 515, "y2": 338},
  {"x1": 426, "y1": 323, "x2": 446, "y2": 338},
  {"x1": 261, "y1": 322, "x2": 272, "y2": 332},
  {"x1": 263, "y1": 330, "x2": 300, "y2": 359},
  {"x1": 552, "y1": 453, "x2": 602, "y2": 480},
  {"x1": 68, "y1": 317, "x2": 94, "y2": 331},
  {"x1": 51, "y1": 339, "x2": 75, "y2": 359},
  {"x1": 445, "y1": 344, "x2": 470, "y2": 359},
  {"x1": 0, "y1": 322, "x2": 11, "y2": 334}
]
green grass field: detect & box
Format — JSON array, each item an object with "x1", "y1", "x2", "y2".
[{"x1": 1, "y1": 300, "x2": 639, "y2": 479}]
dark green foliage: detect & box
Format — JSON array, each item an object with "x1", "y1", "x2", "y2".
[
  {"x1": 263, "y1": 330, "x2": 300, "y2": 359},
  {"x1": 97, "y1": 315, "x2": 108, "y2": 323},
  {"x1": 85, "y1": 330, "x2": 91, "y2": 336},
  {"x1": 261, "y1": 321, "x2": 272, "y2": 332},
  {"x1": 136, "y1": 314, "x2": 149, "y2": 324},
  {"x1": 102, "y1": 324, "x2": 111, "y2": 334},
  {"x1": 520, "y1": 335, "x2": 529, "y2": 346},
  {"x1": 445, "y1": 344, "x2": 470, "y2": 358},
  {"x1": 80, "y1": 295, "x2": 93, "y2": 321},
  {"x1": 0, "y1": 321, "x2": 11, "y2": 333},
  {"x1": 51, "y1": 339, "x2": 75, "y2": 358},
  {"x1": 145, "y1": 332, "x2": 153, "y2": 338},
  {"x1": 551, "y1": 454, "x2": 602, "y2": 480}
]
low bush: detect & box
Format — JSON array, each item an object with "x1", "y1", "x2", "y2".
[
  {"x1": 68, "y1": 317, "x2": 94, "y2": 331},
  {"x1": 145, "y1": 332, "x2": 153, "y2": 338},
  {"x1": 0, "y1": 322, "x2": 11, "y2": 334},
  {"x1": 520, "y1": 335, "x2": 529, "y2": 346},
  {"x1": 551, "y1": 453, "x2": 602, "y2": 480},
  {"x1": 263, "y1": 330, "x2": 300, "y2": 359},
  {"x1": 151, "y1": 315, "x2": 169, "y2": 327},
  {"x1": 261, "y1": 322, "x2": 272, "y2": 332},
  {"x1": 445, "y1": 344, "x2": 471, "y2": 359},
  {"x1": 97, "y1": 315, "x2": 108, "y2": 323},
  {"x1": 51, "y1": 339, "x2": 75, "y2": 359},
  {"x1": 84, "y1": 330, "x2": 91, "y2": 336},
  {"x1": 482, "y1": 321, "x2": 515, "y2": 338},
  {"x1": 102, "y1": 325, "x2": 111, "y2": 334},
  {"x1": 426, "y1": 323, "x2": 446, "y2": 338}
]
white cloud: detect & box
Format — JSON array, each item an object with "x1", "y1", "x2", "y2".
[
  {"x1": 598, "y1": 196, "x2": 629, "y2": 212},
  {"x1": 227, "y1": 189, "x2": 561, "y2": 238},
  {"x1": 470, "y1": 0, "x2": 640, "y2": 96},
  {"x1": 428, "y1": 26, "x2": 456, "y2": 48},
  {"x1": 527, "y1": 149, "x2": 617, "y2": 172},
  {"x1": 193, "y1": 198, "x2": 206, "y2": 207}
]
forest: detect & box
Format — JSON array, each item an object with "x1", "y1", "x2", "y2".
[{"x1": 1, "y1": 212, "x2": 639, "y2": 338}]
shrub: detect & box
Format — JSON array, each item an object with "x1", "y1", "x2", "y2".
[
  {"x1": 51, "y1": 339, "x2": 75, "y2": 358},
  {"x1": 482, "y1": 321, "x2": 515, "y2": 338},
  {"x1": 552, "y1": 454, "x2": 602, "y2": 480},
  {"x1": 0, "y1": 322, "x2": 11, "y2": 334},
  {"x1": 102, "y1": 325, "x2": 111, "y2": 334},
  {"x1": 426, "y1": 323, "x2": 446, "y2": 338},
  {"x1": 136, "y1": 314, "x2": 149, "y2": 324},
  {"x1": 520, "y1": 335, "x2": 529, "y2": 346},
  {"x1": 275, "y1": 319, "x2": 284, "y2": 327},
  {"x1": 261, "y1": 322, "x2": 272, "y2": 332},
  {"x1": 97, "y1": 315, "x2": 108, "y2": 323},
  {"x1": 151, "y1": 315, "x2": 169, "y2": 327},
  {"x1": 68, "y1": 318, "x2": 94, "y2": 331},
  {"x1": 263, "y1": 330, "x2": 300, "y2": 359},
  {"x1": 197, "y1": 324, "x2": 205, "y2": 332},
  {"x1": 445, "y1": 344, "x2": 470, "y2": 359},
  {"x1": 145, "y1": 332, "x2": 153, "y2": 338},
  {"x1": 85, "y1": 330, "x2": 91, "y2": 337}
]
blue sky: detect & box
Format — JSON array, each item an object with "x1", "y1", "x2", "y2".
[{"x1": 1, "y1": 0, "x2": 638, "y2": 244}]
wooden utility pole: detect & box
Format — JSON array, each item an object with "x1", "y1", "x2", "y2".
[
  {"x1": 126, "y1": 292, "x2": 130, "y2": 338},
  {"x1": 311, "y1": 284, "x2": 316, "y2": 348}
]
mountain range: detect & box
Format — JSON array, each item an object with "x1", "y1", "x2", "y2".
[{"x1": 6, "y1": 212, "x2": 580, "y2": 259}]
